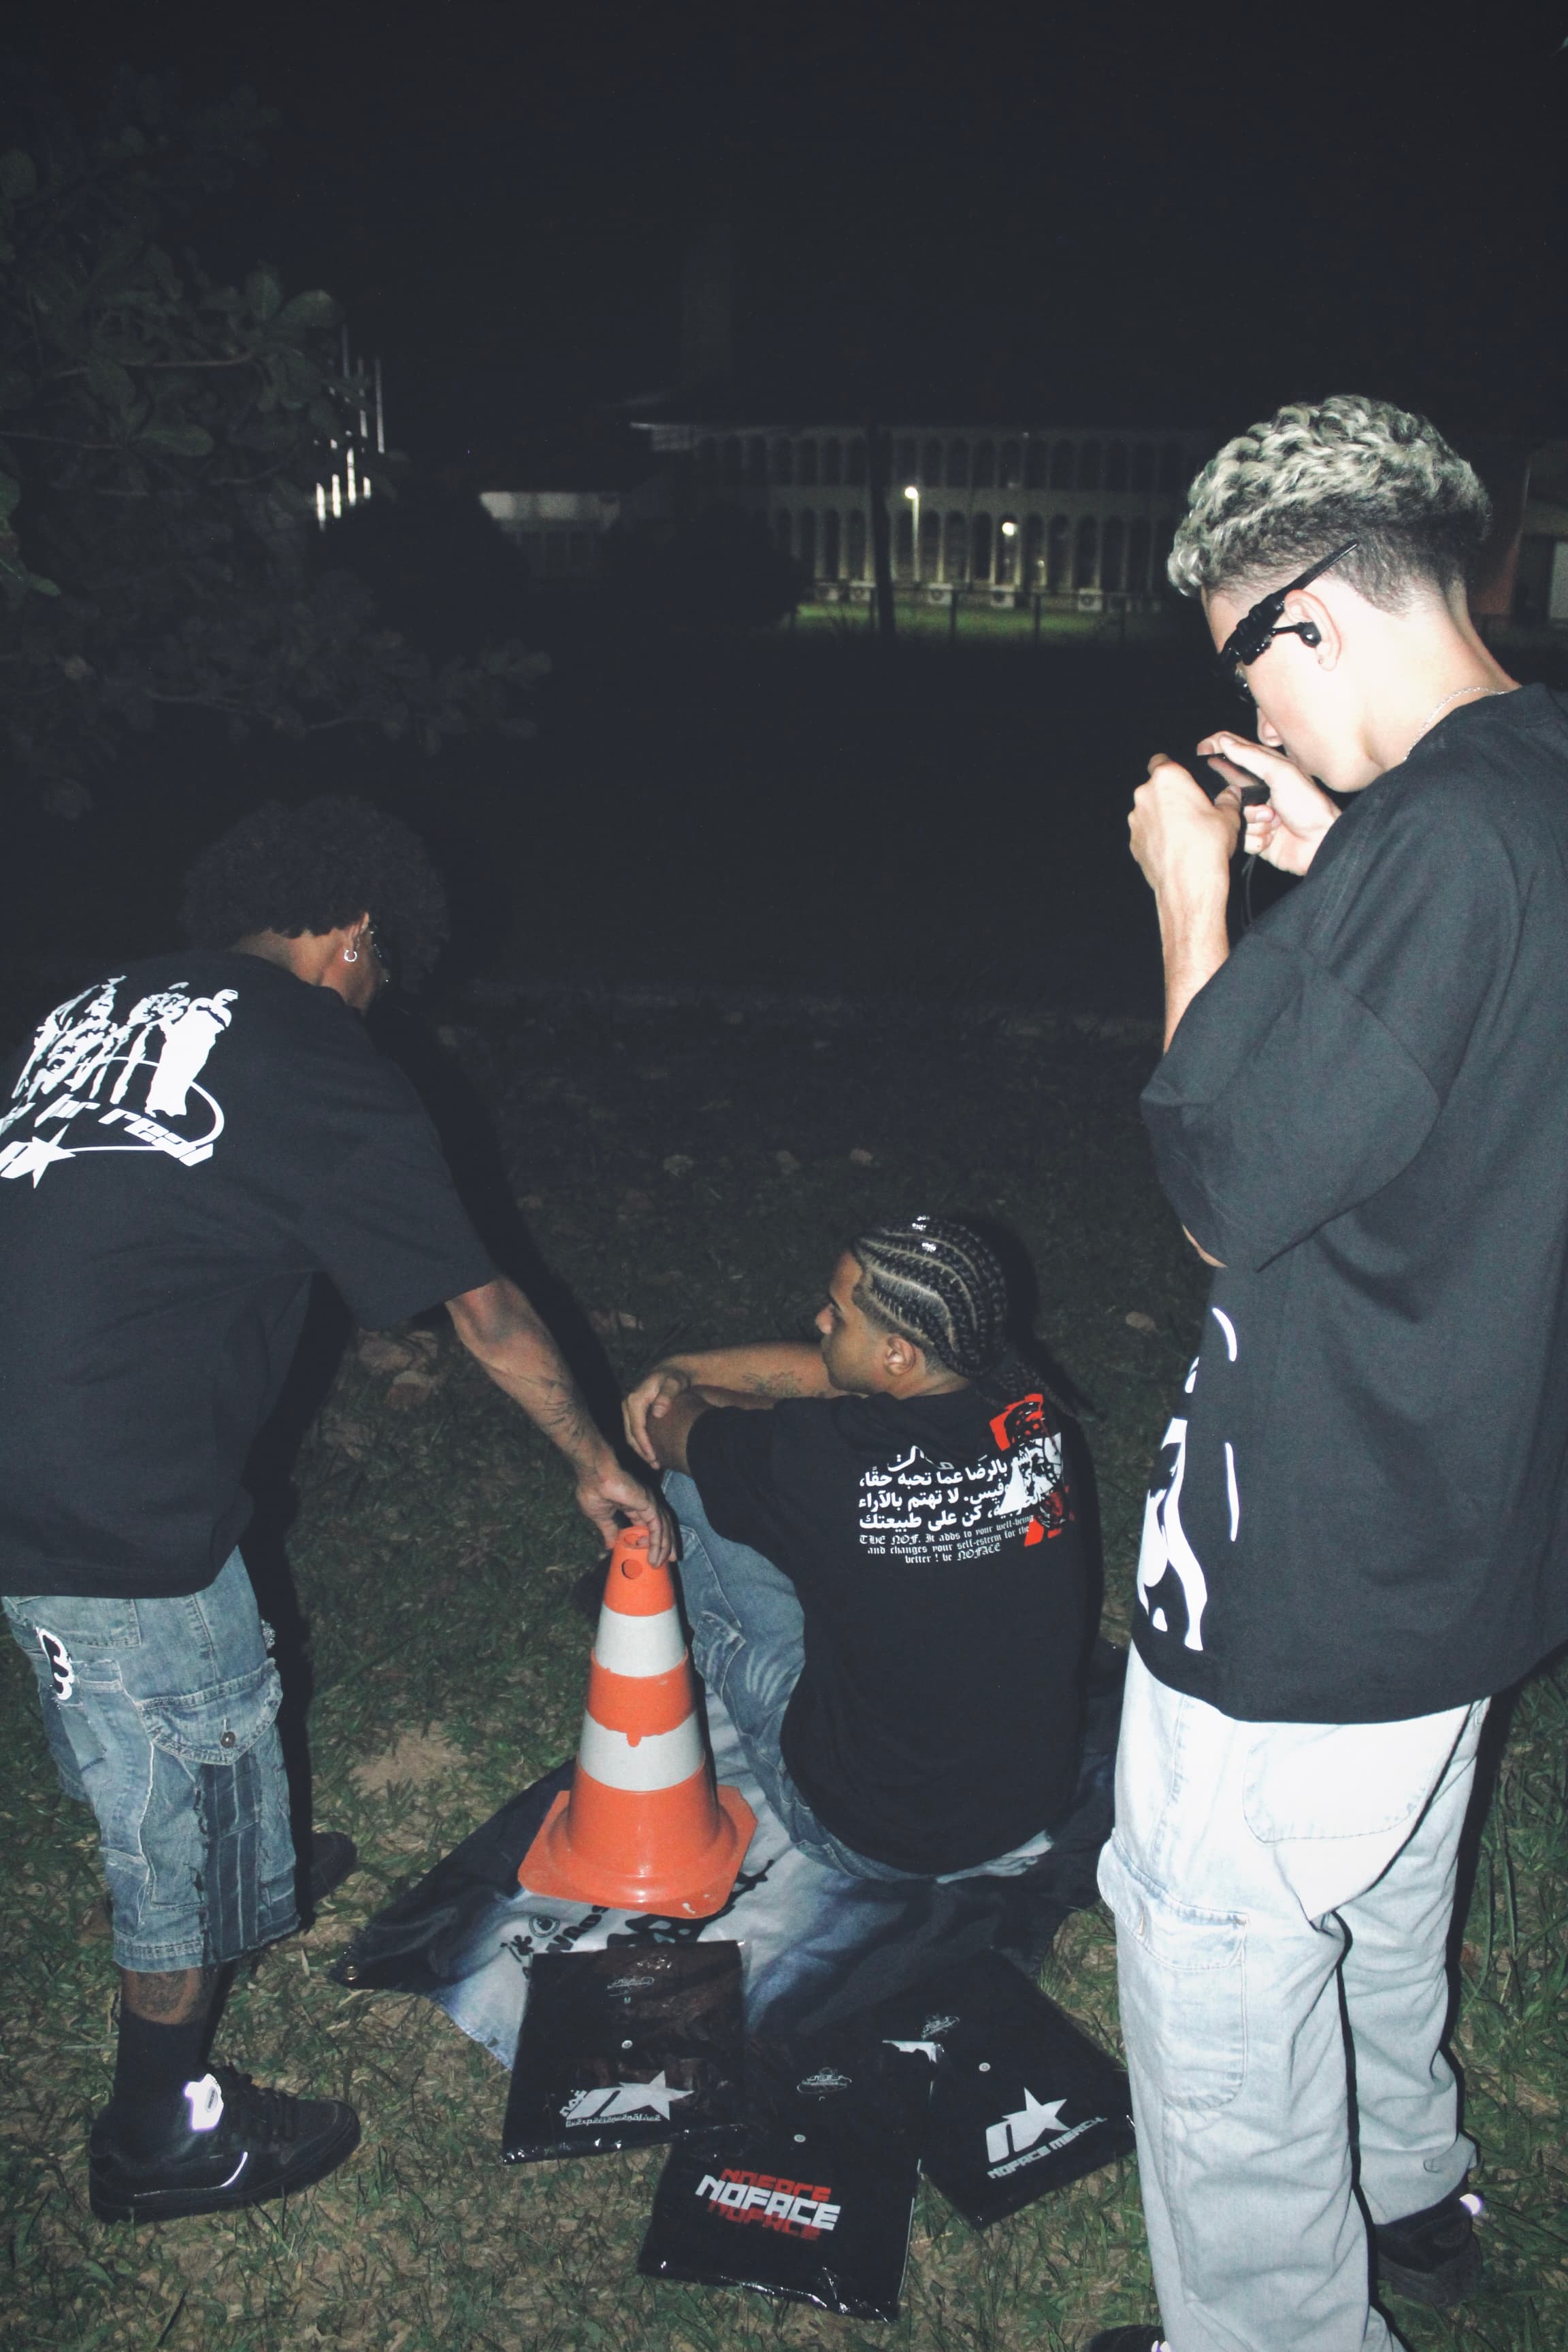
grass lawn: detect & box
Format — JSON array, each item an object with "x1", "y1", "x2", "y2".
[{"x1": 3, "y1": 996, "x2": 1567, "y2": 2350}]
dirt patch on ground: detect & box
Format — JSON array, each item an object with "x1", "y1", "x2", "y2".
[{"x1": 350, "y1": 1728, "x2": 465, "y2": 1799}]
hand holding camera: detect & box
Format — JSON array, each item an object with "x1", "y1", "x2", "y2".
[{"x1": 1194, "y1": 734, "x2": 1342, "y2": 877}]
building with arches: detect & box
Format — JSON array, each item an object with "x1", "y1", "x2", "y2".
[{"x1": 640, "y1": 418, "x2": 1211, "y2": 608}]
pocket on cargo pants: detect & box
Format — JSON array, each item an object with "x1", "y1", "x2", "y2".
[
  {"x1": 1099, "y1": 1834, "x2": 1247, "y2": 2113},
  {"x1": 116, "y1": 1654, "x2": 294, "y2": 1970}
]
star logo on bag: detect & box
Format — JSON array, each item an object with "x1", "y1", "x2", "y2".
[
  {"x1": 559, "y1": 2070, "x2": 693, "y2": 2124},
  {"x1": 985, "y1": 2087, "x2": 1069, "y2": 2163}
]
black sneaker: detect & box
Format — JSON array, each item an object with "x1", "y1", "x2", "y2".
[
  {"x1": 1081, "y1": 2332, "x2": 1169, "y2": 2351},
  {"x1": 1373, "y1": 2185, "x2": 1484, "y2": 2308},
  {"x1": 90, "y1": 2067, "x2": 361, "y2": 2223}
]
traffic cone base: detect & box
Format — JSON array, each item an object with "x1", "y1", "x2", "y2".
[
  {"x1": 518, "y1": 1523, "x2": 756, "y2": 1917},
  {"x1": 521, "y1": 1773, "x2": 755, "y2": 1918}
]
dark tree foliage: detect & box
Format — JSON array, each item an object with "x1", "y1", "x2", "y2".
[
  {"x1": 602, "y1": 503, "x2": 803, "y2": 632},
  {"x1": 0, "y1": 72, "x2": 546, "y2": 815}
]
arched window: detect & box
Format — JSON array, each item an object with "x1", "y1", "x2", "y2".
[
  {"x1": 822, "y1": 509, "x2": 841, "y2": 578},
  {"x1": 895, "y1": 438, "x2": 917, "y2": 483},
  {"x1": 1050, "y1": 441, "x2": 1075, "y2": 489},
  {"x1": 999, "y1": 439, "x2": 1022, "y2": 489},
  {"x1": 1023, "y1": 512, "x2": 1045, "y2": 589},
  {"x1": 772, "y1": 438, "x2": 794, "y2": 485},
  {"x1": 919, "y1": 508, "x2": 941, "y2": 578},
  {"x1": 798, "y1": 508, "x2": 817, "y2": 576},
  {"x1": 944, "y1": 510, "x2": 968, "y2": 582},
  {"x1": 946, "y1": 439, "x2": 970, "y2": 487},
  {"x1": 696, "y1": 436, "x2": 717, "y2": 472},
  {"x1": 847, "y1": 509, "x2": 868, "y2": 578},
  {"x1": 798, "y1": 439, "x2": 819, "y2": 487},
  {"x1": 923, "y1": 438, "x2": 944, "y2": 487},
  {"x1": 721, "y1": 436, "x2": 742, "y2": 481},
  {"x1": 1102, "y1": 515, "x2": 1126, "y2": 592},
  {"x1": 1158, "y1": 441, "x2": 1183, "y2": 493},
  {"x1": 821, "y1": 438, "x2": 842, "y2": 486},
  {"x1": 773, "y1": 510, "x2": 793, "y2": 556},
  {"x1": 1047, "y1": 514, "x2": 1071, "y2": 591},
  {"x1": 1074, "y1": 516, "x2": 1098, "y2": 589},
  {"x1": 971, "y1": 512, "x2": 994, "y2": 581},
  {"x1": 996, "y1": 514, "x2": 1019, "y2": 584},
  {"x1": 1127, "y1": 516, "x2": 1151, "y2": 591},
  {"x1": 745, "y1": 435, "x2": 766, "y2": 483},
  {"x1": 973, "y1": 440, "x2": 996, "y2": 488},
  {"x1": 894, "y1": 504, "x2": 914, "y2": 579},
  {"x1": 847, "y1": 438, "x2": 868, "y2": 487},
  {"x1": 1025, "y1": 438, "x2": 1049, "y2": 489},
  {"x1": 1077, "y1": 441, "x2": 1102, "y2": 491},
  {"x1": 1105, "y1": 441, "x2": 1128, "y2": 491},
  {"x1": 1130, "y1": 442, "x2": 1154, "y2": 493}
]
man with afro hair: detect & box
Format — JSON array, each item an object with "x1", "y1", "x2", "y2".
[{"x1": 0, "y1": 796, "x2": 666, "y2": 2227}]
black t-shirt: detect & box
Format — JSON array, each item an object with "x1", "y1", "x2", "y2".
[
  {"x1": 685, "y1": 1384, "x2": 1089, "y2": 1874},
  {"x1": 0, "y1": 952, "x2": 497, "y2": 1599},
  {"x1": 1137, "y1": 685, "x2": 1568, "y2": 1722}
]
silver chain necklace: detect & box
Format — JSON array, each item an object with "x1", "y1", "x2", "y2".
[{"x1": 1418, "y1": 681, "x2": 1502, "y2": 738}]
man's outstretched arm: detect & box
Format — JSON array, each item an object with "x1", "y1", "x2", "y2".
[
  {"x1": 640, "y1": 1384, "x2": 718, "y2": 1479},
  {"x1": 623, "y1": 1340, "x2": 838, "y2": 1468},
  {"x1": 446, "y1": 1276, "x2": 672, "y2": 1560}
]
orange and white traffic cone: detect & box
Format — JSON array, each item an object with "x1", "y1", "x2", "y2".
[{"x1": 519, "y1": 1524, "x2": 755, "y2": 1916}]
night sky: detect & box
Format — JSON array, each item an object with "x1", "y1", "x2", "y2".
[{"x1": 12, "y1": 0, "x2": 1568, "y2": 463}]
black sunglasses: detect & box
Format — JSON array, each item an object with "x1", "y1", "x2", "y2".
[{"x1": 1216, "y1": 540, "x2": 1359, "y2": 696}]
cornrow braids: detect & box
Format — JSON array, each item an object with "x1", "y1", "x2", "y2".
[{"x1": 849, "y1": 1214, "x2": 1036, "y2": 1411}]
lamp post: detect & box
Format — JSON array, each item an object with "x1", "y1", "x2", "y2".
[
  {"x1": 904, "y1": 483, "x2": 919, "y2": 584},
  {"x1": 1000, "y1": 514, "x2": 1018, "y2": 591}
]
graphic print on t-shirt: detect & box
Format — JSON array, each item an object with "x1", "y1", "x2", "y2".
[
  {"x1": 0, "y1": 975, "x2": 237, "y2": 1186},
  {"x1": 856, "y1": 1392, "x2": 1066, "y2": 1565},
  {"x1": 1135, "y1": 1355, "x2": 1213, "y2": 1651}
]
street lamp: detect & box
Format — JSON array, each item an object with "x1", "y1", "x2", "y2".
[
  {"x1": 904, "y1": 483, "x2": 919, "y2": 583},
  {"x1": 1000, "y1": 514, "x2": 1018, "y2": 588}
]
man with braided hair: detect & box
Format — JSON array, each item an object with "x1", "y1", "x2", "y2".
[
  {"x1": 623, "y1": 1215, "x2": 1092, "y2": 1880},
  {"x1": 1086, "y1": 396, "x2": 1568, "y2": 2351}
]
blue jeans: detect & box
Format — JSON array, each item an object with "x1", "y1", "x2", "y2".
[
  {"x1": 1098, "y1": 1644, "x2": 1488, "y2": 2352},
  {"x1": 668, "y1": 1472, "x2": 1054, "y2": 1883},
  {"x1": 3, "y1": 1552, "x2": 297, "y2": 1972}
]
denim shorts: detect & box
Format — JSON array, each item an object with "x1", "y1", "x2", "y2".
[{"x1": 3, "y1": 1551, "x2": 298, "y2": 1972}]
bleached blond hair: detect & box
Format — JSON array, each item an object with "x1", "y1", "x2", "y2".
[{"x1": 1169, "y1": 395, "x2": 1492, "y2": 610}]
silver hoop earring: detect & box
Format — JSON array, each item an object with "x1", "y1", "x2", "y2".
[{"x1": 343, "y1": 946, "x2": 359, "y2": 963}]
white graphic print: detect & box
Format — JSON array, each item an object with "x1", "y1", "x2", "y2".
[
  {"x1": 37, "y1": 1629, "x2": 75, "y2": 1701},
  {"x1": 1137, "y1": 1320, "x2": 1245, "y2": 1650},
  {"x1": 558, "y1": 2070, "x2": 692, "y2": 2125},
  {"x1": 982, "y1": 2089, "x2": 1108, "y2": 2179},
  {"x1": 985, "y1": 2088, "x2": 1068, "y2": 2165},
  {"x1": 0, "y1": 977, "x2": 236, "y2": 1186},
  {"x1": 184, "y1": 2074, "x2": 225, "y2": 2132},
  {"x1": 1135, "y1": 1356, "x2": 1210, "y2": 1651},
  {"x1": 857, "y1": 1414, "x2": 1065, "y2": 1566}
]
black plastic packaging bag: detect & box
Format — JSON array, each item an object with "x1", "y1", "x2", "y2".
[
  {"x1": 875, "y1": 1950, "x2": 1134, "y2": 2227},
  {"x1": 637, "y1": 2029, "x2": 932, "y2": 2318},
  {"x1": 502, "y1": 1942, "x2": 745, "y2": 2162}
]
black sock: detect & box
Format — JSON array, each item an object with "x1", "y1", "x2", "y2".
[{"x1": 112, "y1": 2005, "x2": 210, "y2": 2121}]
